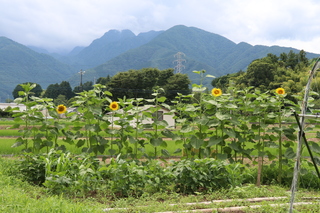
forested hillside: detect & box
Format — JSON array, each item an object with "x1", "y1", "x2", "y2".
[
  {"x1": 68, "y1": 25, "x2": 320, "y2": 87},
  {"x1": 0, "y1": 37, "x2": 74, "y2": 101}
]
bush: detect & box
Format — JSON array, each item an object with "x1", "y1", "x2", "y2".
[
  {"x1": 100, "y1": 157, "x2": 174, "y2": 197},
  {"x1": 169, "y1": 158, "x2": 249, "y2": 194},
  {"x1": 15, "y1": 150, "x2": 102, "y2": 196},
  {"x1": 257, "y1": 160, "x2": 320, "y2": 189},
  {"x1": 0, "y1": 107, "x2": 14, "y2": 118},
  {"x1": 17, "y1": 153, "x2": 46, "y2": 186}
]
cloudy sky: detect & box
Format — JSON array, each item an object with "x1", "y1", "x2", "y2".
[{"x1": 1, "y1": 0, "x2": 320, "y2": 54}]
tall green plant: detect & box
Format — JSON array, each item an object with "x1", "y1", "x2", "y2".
[
  {"x1": 71, "y1": 84, "x2": 112, "y2": 155},
  {"x1": 11, "y1": 83, "x2": 66, "y2": 153},
  {"x1": 144, "y1": 88, "x2": 169, "y2": 158}
]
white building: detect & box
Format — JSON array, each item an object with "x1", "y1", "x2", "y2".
[
  {"x1": 0, "y1": 103, "x2": 26, "y2": 111},
  {"x1": 108, "y1": 105, "x2": 175, "y2": 129}
]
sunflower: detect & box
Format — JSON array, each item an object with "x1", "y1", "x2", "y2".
[
  {"x1": 109, "y1": 101, "x2": 119, "y2": 111},
  {"x1": 56, "y1": 104, "x2": 67, "y2": 114},
  {"x1": 275, "y1": 88, "x2": 285, "y2": 95},
  {"x1": 211, "y1": 88, "x2": 222, "y2": 97}
]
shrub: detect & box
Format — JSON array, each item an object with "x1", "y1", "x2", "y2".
[
  {"x1": 257, "y1": 160, "x2": 320, "y2": 189},
  {"x1": 42, "y1": 149, "x2": 101, "y2": 195},
  {"x1": 169, "y1": 158, "x2": 248, "y2": 194},
  {"x1": 15, "y1": 150, "x2": 102, "y2": 196},
  {"x1": 100, "y1": 156, "x2": 174, "y2": 197},
  {"x1": 17, "y1": 153, "x2": 46, "y2": 186}
]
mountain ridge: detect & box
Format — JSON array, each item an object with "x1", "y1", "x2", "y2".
[
  {"x1": 69, "y1": 25, "x2": 319, "y2": 86},
  {"x1": 1, "y1": 25, "x2": 319, "y2": 102}
]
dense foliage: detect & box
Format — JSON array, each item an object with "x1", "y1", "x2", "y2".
[
  {"x1": 6, "y1": 67, "x2": 320, "y2": 199},
  {"x1": 43, "y1": 81, "x2": 74, "y2": 100},
  {"x1": 12, "y1": 82, "x2": 43, "y2": 99},
  {"x1": 106, "y1": 68, "x2": 190, "y2": 100},
  {"x1": 211, "y1": 50, "x2": 312, "y2": 95}
]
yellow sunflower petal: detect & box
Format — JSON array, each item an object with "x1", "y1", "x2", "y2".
[
  {"x1": 109, "y1": 101, "x2": 119, "y2": 111},
  {"x1": 275, "y1": 88, "x2": 285, "y2": 95},
  {"x1": 56, "y1": 104, "x2": 67, "y2": 114},
  {"x1": 211, "y1": 88, "x2": 222, "y2": 97}
]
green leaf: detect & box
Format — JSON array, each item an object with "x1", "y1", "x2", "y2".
[
  {"x1": 228, "y1": 141, "x2": 241, "y2": 152},
  {"x1": 207, "y1": 137, "x2": 222, "y2": 147},
  {"x1": 190, "y1": 135, "x2": 204, "y2": 149},
  {"x1": 284, "y1": 147, "x2": 296, "y2": 159},
  {"x1": 180, "y1": 125, "x2": 194, "y2": 133},
  {"x1": 162, "y1": 129, "x2": 178, "y2": 139},
  {"x1": 76, "y1": 139, "x2": 85, "y2": 148},
  {"x1": 157, "y1": 96, "x2": 167, "y2": 103},
  {"x1": 310, "y1": 141, "x2": 320, "y2": 154},
  {"x1": 223, "y1": 128, "x2": 236, "y2": 138},
  {"x1": 215, "y1": 112, "x2": 229, "y2": 120},
  {"x1": 161, "y1": 149, "x2": 170, "y2": 156},
  {"x1": 150, "y1": 138, "x2": 163, "y2": 147},
  {"x1": 283, "y1": 128, "x2": 296, "y2": 140},
  {"x1": 205, "y1": 74, "x2": 216, "y2": 78},
  {"x1": 192, "y1": 70, "x2": 201, "y2": 74},
  {"x1": 174, "y1": 148, "x2": 182, "y2": 154}
]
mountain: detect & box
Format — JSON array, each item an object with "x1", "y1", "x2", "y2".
[
  {"x1": 1, "y1": 25, "x2": 320, "y2": 102},
  {"x1": 0, "y1": 36, "x2": 74, "y2": 101},
  {"x1": 69, "y1": 25, "x2": 319, "y2": 86},
  {"x1": 60, "y1": 29, "x2": 164, "y2": 71}
]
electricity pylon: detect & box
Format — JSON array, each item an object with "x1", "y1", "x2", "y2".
[{"x1": 173, "y1": 52, "x2": 186, "y2": 74}]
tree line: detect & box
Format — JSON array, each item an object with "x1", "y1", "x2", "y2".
[
  {"x1": 12, "y1": 68, "x2": 191, "y2": 105},
  {"x1": 211, "y1": 50, "x2": 314, "y2": 97}
]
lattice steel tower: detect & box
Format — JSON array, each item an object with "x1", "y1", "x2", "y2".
[{"x1": 173, "y1": 52, "x2": 186, "y2": 73}]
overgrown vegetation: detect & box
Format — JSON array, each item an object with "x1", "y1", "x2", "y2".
[
  {"x1": 2, "y1": 60, "x2": 320, "y2": 211},
  {"x1": 212, "y1": 50, "x2": 313, "y2": 96}
]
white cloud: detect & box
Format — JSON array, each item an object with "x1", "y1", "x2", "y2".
[{"x1": 0, "y1": 0, "x2": 320, "y2": 53}]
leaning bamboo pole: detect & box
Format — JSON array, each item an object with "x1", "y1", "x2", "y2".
[{"x1": 289, "y1": 57, "x2": 320, "y2": 213}]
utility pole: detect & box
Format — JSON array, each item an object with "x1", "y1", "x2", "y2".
[
  {"x1": 78, "y1": 69, "x2": 85, "y2": 91},
  {"x1": 173, "y1": 52, "x2": 186, "y2": 74}
]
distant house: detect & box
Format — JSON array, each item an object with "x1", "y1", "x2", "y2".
[
  {"x1": 0, "y1": 103, "x2": 26, "y2": 111},
  {"x1": 108, "y1": 105, "x2": 175, "y2": 129}
]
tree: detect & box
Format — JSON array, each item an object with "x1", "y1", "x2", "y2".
[
  {"x1": 107, "y1": 68, "x2": 191, "y2": 101},
  {"x1": 12, "y1": 82, "x2": 42, "y2": 99},
  {"x1": 54, "y1": 94, "x2": 69, "y2": 106},
  {"x1": 163, "y1": 73, "x2": 191, "y2": 100},
  {"x1": 73, "y1": 81, "x2": 94, "y2": 93},
  {"x1": 246, "y1": 59, "x2": 275, "y2": 90},
  {"x1": 59, "y1": 81, "x2": 74, "y2": 99},
  {"x1": 43, "y1": 83, "x2": 60, "y2": 99},
  {"x1": 286, "y1": 50, "x2": 298, "y2": 69},
  {"x1": 96, "y1": 75, "x2": 111, "y2": 85}
]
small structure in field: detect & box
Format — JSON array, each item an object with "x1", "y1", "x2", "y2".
[{"x1": 108, "y1": 105, "x2": 175, "y2": 129}]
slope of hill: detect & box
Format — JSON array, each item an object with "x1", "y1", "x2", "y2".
[
  {"x1": 0, "y1": 36, "x2": 74, "y2": 101},
  {"x1": 61, "y1": 29, "x2": 164, "y2": 71},
  {"x1": 70, "y1": 25, "x2": 319, "y2": 86},
  {"x1": 1, "y1": 25, "x2": 320, "y2": 102}
]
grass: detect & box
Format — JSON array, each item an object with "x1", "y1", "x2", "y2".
[
  {"x1": 0, "y1": 157, "x2": 105, "y2": 213},
  {"x1": 1, "y1": 157, "x2": 319, "y2": 212},
  {"x1": 0, "y1": 135, "x2": 316, "y2": 160}
]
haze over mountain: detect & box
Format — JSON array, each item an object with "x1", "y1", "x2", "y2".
[
  {"x1": 0, "y1": 25, "x2": 319, "y2": 102},
  {"x1": 60, "y1": 29, "x2": 164, "y2": 71},
  {"x1": 0, "y1": 36, "x2": 74, "y2": 101}
]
